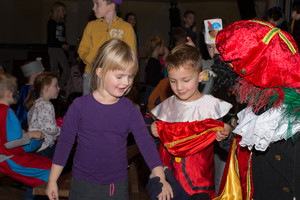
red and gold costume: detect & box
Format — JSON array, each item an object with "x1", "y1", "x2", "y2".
[
  {"x1": 151, "y1": 95, "x2": 232, "y2": 199},
  {"x1": 212, "y1": 19, "x2": 300, "y2": 200}
]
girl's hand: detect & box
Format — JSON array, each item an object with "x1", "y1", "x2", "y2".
[
  {"x1": 151, "y1": 122, "x2": 159, "y2": 137},
  {"x1": 28, "y1": 131, "x2": 44, "y2": 141},
  {"x1": 45, "y1": 181, "x2": 59, "y2": 200},
  {"x1": 157, "y1": 179, "x2": 173, "y2": 200},
  {"x1": 152, "y1": 166, "x2": 174, "y2": 200},
  {"x1": 216, "y1": 123, "x2": 232, "y2": 142}
]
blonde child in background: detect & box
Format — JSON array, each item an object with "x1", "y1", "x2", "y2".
[
  {"x1": 47, "y1": 2, "x2": 70, "y2": 92},
  {"x1": 24, "y1": 72, "x2": 60, "y2": 159},
  {"x1": 150, "y1": 44, "x2": 233, "y2": 199},
  {"x1": 78, "y1": 0, "x2": 136, "y2": 95},
  {"x1": 46, "y1": 39, "x2": 173, "y2": 200}
]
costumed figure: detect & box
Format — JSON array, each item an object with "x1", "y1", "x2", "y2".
[
  {"x1": 0, "y1": 73, "x2": 51, "y2": 188},
  {"x1": 149, "y1": 44, "x2": 234, "y2": 200},
  {"x1": 211, "y1": 19, "x2": 300, "y2": 200}
]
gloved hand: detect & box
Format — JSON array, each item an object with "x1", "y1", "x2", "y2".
[
  {"x1": 146, "y1": 176, "x2": 163, "y2": 200},
  {"x1": 147, "y1": 167, "x2": 189, "y2": 200}
]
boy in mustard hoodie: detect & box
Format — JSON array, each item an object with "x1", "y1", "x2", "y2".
[{"x1": 78, "y1": 0, "x2": 137, "y2": 95}]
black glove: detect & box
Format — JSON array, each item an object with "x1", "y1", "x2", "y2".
[
  {"x1": 146, "y1": 176, "x2": 163, "y2": 200},
  {"x1": 147, "y1": 168, "x2": 189, "y2": 200}
]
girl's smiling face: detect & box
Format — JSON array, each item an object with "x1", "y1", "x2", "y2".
[{"x1": 96, "y1": 66, "x2": 135, "y2": 103}]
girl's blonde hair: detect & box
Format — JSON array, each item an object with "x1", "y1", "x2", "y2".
[
  {"x1": 90, "y1": 39, "x2": 138, "y2": 93},
  {"x1": 24, "y1": 72, "x2": 57, "y2": 110},
  {"x1": 0, "y1": 73, "x2": 18, "y2": 100},
  {"x1": 50, "y1": 2, "x2": 66, "y2": 22},
  {"x1": 165, "y1": 44, "x2": 202, "y2": 73},
  {"x1": 146, "y1": 36, "x2": 164, "y2": 57}
]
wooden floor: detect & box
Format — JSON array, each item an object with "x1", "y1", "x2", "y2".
[{"x1": 0, "y1": 175, "x2": 151, "y2": 200}]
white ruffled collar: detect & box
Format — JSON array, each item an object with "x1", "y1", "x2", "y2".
[
  {"x1": 234, "y1": 106, "x2": 300, "y2": 151},
  {"x1": 151, "y1": 95, "x2": 232, "y2": 122}
]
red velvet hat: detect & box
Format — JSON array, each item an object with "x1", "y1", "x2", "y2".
[{"x1": 216, "y1": 19, "x2": 300, "y2": 89}]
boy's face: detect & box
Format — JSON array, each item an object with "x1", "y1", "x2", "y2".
[
  {"x1": 206, "y1": 44, "x2": 219, "y2": 59},
  {"x1": 7, "y1": 89, "x2": 18, "y2": 106},
  {"x1": 92, "y1": 0, "x2": 112, "y2": 19},
  {"x1": 184, "y1": 14, "x2": 195, "y2": 27},
  {"x1": 168, "y1": 65, "x2": 204, "y2": 102},
  {"x1": 127, "y1": 15, "x2": 136, "y2": 27}
]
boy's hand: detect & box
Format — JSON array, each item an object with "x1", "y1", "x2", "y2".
[
  {"x1": 151, "y1": 122, "x2": 159, "y2": 137},
  {"x1": 216, "y1": 123, "x2": 232, "y2": 142},
  {"x1": 28, "y1": 131, "x2": 44, "y2": 141}
]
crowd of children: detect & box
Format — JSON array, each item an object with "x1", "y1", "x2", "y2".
[{"x1": 0, "y1": 0, "x2": 299, "y2": 200}]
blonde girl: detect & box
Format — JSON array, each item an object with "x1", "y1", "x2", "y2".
[
  {"x1": 45, "y1": 39, "x2": 173, "y2": 200},
  {"x1": 24, "y1": 72, "x2": 60, "y2": 159},
  {"x1": 47, "y1": 1, "x2": 70, "y2": 91}
]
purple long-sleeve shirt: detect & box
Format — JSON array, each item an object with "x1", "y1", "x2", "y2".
[{"x1": 52, "y1": 93, "x2": 163, "y2": 184}]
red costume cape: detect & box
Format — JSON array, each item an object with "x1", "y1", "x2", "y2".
[
  {"x1": 156, "y1": 119, "x2": 224, "y2": 198},
  {"x1": 0, "y1": 104, "x2": 51, "y2": 187}
]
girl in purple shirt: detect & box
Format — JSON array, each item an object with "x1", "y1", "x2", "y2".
[{"x1": 46, "y1": 39, "x2": 173, "y2": 200}]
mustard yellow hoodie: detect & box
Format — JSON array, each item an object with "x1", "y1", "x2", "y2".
[{"x1": 78, "y1": 17, "x2": 136, "y2": 74}]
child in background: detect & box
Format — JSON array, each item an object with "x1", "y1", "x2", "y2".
[
  {"x1": 24, "y1": 72, "x2": 60, "y2": 159},
  {"x1": 46, "y1": 39, "x2": 173, "y2": 200},
  {"x1": 266, "y1": 6, "x2": 289, "y2": 32},
  {"x1": 0, "y1": 73, "x2": 51, "y2": 200},
  {"x1": 125, "y1": 12, "x2": 139, "y2": 54},
  {"x1": 16, "y1": 59, "x2": 44, "y2": 129},
  {"x1": 147, "y1": 29, "x2": 187, "y2": 119},
  {"x1": 144, "y1": 36, "x2": 166, "y2": 109},
  {"x1": 47, "y1": 2, "x2": 70, "y2": 91},
  {"x1": 182, "y1": 10, "x2": 197, "y2": 46},
  {"x1": 199, "y1": 19, "x2": 222, "y2": 95},
  {"x1": 150, "y1": 44, "x2": 233, "y2": 199},
  {"x1": 64, "y1": 54, "x2": 83, "y2": 101},
  {"x1": 78, "y1": 0, "x2": 136, "y2": 95},
  {"x1": 291, "y1": 1, "x2": 300, "y2": 49}
]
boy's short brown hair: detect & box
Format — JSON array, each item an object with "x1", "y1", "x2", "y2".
[
  {"x1": 165, "y1": 44, "x2": 202, "y2": 72},
  {"x1": 0, "y1": 73, "x2": 18, "y2": 99}
]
